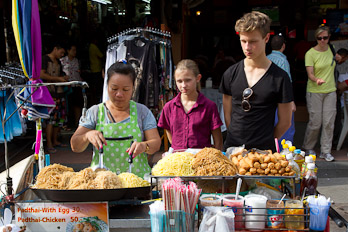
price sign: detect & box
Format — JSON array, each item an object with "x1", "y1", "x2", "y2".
[{"x1": 15, "y1": 202, "x2": 109, "y2": 232}]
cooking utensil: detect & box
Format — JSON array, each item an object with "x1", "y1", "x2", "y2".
[
  {"x1": 243, "y1": 148, "x2": 270, "y2": 157},
  {"x1": 91, "y1": 131, "x2": 108, "y2": 171},
  {"x1": 97, "y1": 135, "x2": 134, "y2": 172},
  {"x1": 128, "y1": 141, "x2": 134, "y2": 173},
  {"x1": 92, "y1": 145, "x2": 109, "y2": 171},
  {"x1": 141, "y1": 198, "x2": 162, "y2": 204},
  {"x1": 90, "y1": 135, "x2": 134, "y2": 171},
  {"x1": 235, "y1": 178, "x2": 242, "y2": 199}
]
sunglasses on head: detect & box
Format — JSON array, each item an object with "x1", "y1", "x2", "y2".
[
  {"x1": 242, "y1": 88, "x2": 253, "y2": 112},
  {"x1": 317, "y1": 36, "x2": 329, "y2": 41}
]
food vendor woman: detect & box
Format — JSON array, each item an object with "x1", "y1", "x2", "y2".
[
  {"x1": 158, "y1": 59, "x2": 223, "y2": 150},
  {"x1": 71, "y1": 61, "x2": 161, "y2": 178}
]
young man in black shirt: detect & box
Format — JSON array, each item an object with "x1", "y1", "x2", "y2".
[{"x1": 219, "y1": 11, "x2": 293, "y2": 151}]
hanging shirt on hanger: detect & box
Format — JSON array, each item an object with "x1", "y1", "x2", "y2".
[
  {"x1": 0, "y1": 90, "x2": 23, "y2": 143},
  {"x1": 102, "y1": 47, "x2": 117, "y2": 103},
  {"x1": 125, "y1": 38, "x2": 158, "y2": 107}
]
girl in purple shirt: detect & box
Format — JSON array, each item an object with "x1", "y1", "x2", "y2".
[{"x1": 158, "y1": 59, "x2": 223, "y2": 150}]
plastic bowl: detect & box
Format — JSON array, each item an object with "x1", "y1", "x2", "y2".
[
  {"x1": 222, "y1": 194, "x2": 244, "y2": 207},
  {"x1": 200, "y1": 194, "x2": 222, "y2": 206}
]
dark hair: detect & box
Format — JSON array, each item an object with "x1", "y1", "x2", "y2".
[
  {"x1": 337, "y1": 48, "x2": 348, "y2": 57},
  {"x1": 51, "y1": 42, "x2": 65, "y2": 51},
  {"x1": 66, "y1": 43, "x2": 76, "y2": 51},
  {"x1": 107, "y1": 61, "x2": 136, "y2": 84},
  {"x1": 271, "y1": 35, "x2": 285, "y2": 50}
]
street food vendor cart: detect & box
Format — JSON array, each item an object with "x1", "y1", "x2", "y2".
[{"x1": 2, "y1": 145, "x2": 348, "y2": 231}]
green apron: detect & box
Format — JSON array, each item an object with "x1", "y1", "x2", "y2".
[{"x1": 91, "y1": 100, "x2": 151, "y2": 178}]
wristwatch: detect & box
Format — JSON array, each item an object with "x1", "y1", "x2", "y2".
[{"x1": 144, "y1": 143, "x2": 150, "y2": 153}]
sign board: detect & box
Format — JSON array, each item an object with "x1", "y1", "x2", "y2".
[{"x1": 15, "y1": 202, "x2": 109, "y2": 232}]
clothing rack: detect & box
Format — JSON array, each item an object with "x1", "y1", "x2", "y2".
[
  {"x1": 0, "y1": 80, "x2": 89, "y2": 90},
  {"x1": 1, "y1": 80, "x2": 89, "y2": 197},
  {"x1": 107, "y1": 26, "x2": 171, "y2": 44},
  {"x1": 0, "y1": 63, "x2": 27, "y2": 86}
]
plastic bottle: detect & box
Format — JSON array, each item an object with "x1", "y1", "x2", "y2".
[
  {"x1": 285, "y1": 140, "x2": 293, "y2": 148},
  {"x1": 309, "y1": 154, "x2": 318, "y2": 174},
  {"x1": 289, "y1": 146, "x2": 296, "y2": 156},
  {"x1": 300, "y1": 156, "x2": 313, "y2": 179},
  {"x1": 294, "y1": 149, "x2": 303, "y2": 160},
  {"x1": 281, "y1": 139, "x2": 286, "y2": 146},
  {"x1": 300, "y1": 163, "x2": 318, "y2": 196},
  {"x1": 280, "y1": 139, "x2": 286, "y2": 151},
  {"x1": 280, "y1": 144, "x2": 290, "y2": 156},
  {"x1": 286, "y1": 153, "x2": 301, "y2": 180},
  {"x1": 286, "y1": 152, "x2": 301, "y2": 196}
]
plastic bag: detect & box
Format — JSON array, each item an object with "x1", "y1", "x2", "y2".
[
  {"x1": 250, "y1": 186, "x2": 284, "y2": 200},
  {"x1": 199, "y1": 207, "x2": 235, "y2": 232},
  {"x1": 226, "y1": 145, "x2": 245, "y2": 159}
]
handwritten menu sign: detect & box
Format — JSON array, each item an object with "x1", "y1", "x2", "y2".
[{"x1": 15, "y1": 202, "x2": 109, "y2": 232}]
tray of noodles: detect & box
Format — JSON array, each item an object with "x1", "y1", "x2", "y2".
[
  {"x1": 31, "y1": 164, "x2": 151, "y2": 202},
  {"x1": 30, "y1": 188, "x2": 127, "y2": 202},
  {"x1": 117, "y1": 173, "x2": 152, "y2": 200}
]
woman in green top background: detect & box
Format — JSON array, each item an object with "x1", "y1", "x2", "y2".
[{"x1": 302, "y1": 25, "x2": 336, "y2": 162}]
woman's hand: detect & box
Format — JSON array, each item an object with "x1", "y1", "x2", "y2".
[
  {"x1": 316, "y1": 78, "x2": 325, "y2": 85},
  {"x1": 126, "y1": 141, "x2": 147, "y2": 158},
  {"x1": 85, "y1": 130, "x2": 107, "y2": 149}
]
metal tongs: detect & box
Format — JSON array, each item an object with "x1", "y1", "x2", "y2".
[
  {"x1": 128, "y1": 141, "x2": 134, "y2": 173},
  {"x1": 92, "y1": 145, "x2": 109, "y2": 171},
  {"x1": 92, "y1": 131, "x2": 109, "y2": 171},
  {"x1": 242, "y1": 148, "x2": 270, "y2": 157}
]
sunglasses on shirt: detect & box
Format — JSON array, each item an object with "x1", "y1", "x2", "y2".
[
  {"x1": 242, "y1": 88, "x2": 253, "y2": 112},
  {"x1": 317, "y1": 36, "x2": 329, "y2": 41}
]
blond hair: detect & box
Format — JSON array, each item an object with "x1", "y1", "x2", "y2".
[
  {"x1": 235, "y1": 11, "x2": 271, "y2": 38},
  {"x1": 315, "y1": 25, "x2": 330, "y2": 38},
  {"x1": 174, "y1": 59, "x2": 201, "y2": 91}
]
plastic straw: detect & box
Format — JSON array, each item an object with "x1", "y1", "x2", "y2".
[
  {"x1": 275, "y1": 138, "x2": 280, "y2": 153},
  {"x1": 162, "y1": 177, "x2": 202, "y2": 230},
  {"x1": 278, "y1": 194, "x2": 286, "y2": 206}
]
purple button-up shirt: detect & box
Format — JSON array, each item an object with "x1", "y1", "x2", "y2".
[{"x1": 158, "y1": 92, "x2": 223, "y2": 150}]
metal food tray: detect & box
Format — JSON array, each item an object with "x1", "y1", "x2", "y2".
[
  {"x1": 31, "y1": 185, "x2": 152, "y2": 202},
  {"x1": 150, "y1": 175, "x2": 296, "y2": 196},
  {"x1": 30, "y1": 188, "x2": 127, "y2": 202},
  {"x1": 237, "y1": 174, "x2": 296, "y2": 179},
  {"x1": 150, "y1": 175, "x2": 295, "y2": 179},
  {"x1": 150, "y1": 175, "x2": 237, "y2": 180},
  {"x1": 122, "y1": 185, "x2": 153, "y2": 200}
]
